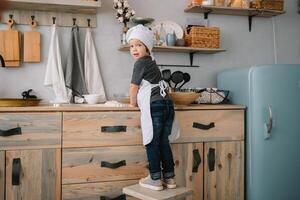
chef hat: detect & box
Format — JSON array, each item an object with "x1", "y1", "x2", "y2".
[{"x1": 126, "y1": 24, "x2": 154, "y2": 60}]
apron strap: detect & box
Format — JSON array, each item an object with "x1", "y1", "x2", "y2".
[{"x1": 158, "y1": 80, "x2": 168, "y2": 97}]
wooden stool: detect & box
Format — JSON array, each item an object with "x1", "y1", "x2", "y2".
[{"x1": 123, "y1": 184, "x2": 193, "y2": 200}]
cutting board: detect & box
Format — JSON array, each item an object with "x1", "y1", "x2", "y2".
[
  {"x1": 24, "y1": 19, "x2": 41, "y2": 62},
  {"x1": 0, "y1": 18, "x2": 21, "y2": 67}
]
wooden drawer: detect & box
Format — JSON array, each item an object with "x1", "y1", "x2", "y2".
[
  {"x1": 62, "y1": 146, "x2": 148, "y2": 184},
  {"x1": 62, "y1": 180, "x2": 139, "y2": 200},
  {"x1": 63, "y1": 112, "x2": 142, "y2": 148},
  {"x1": 0, "y1": 113, "x2": 61, "y2": 150},
  {"x1": 174, "y1": 110, "x2": 244, "y2": 143}
]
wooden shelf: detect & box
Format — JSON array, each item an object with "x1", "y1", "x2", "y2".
[
  {"x1": 184, "y1": 5, "x2": 285, "y2": 17},
  {"x1": 8, "y1": 0, "x2": 101, "y2": 14},
  {"x1": 119, "y1": 45, "x2": 225, "y2": 67},
  {"x1": 119, "y1": 45, "x2": 226, "y2": 54}
]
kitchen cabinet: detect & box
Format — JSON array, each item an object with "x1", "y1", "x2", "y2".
[
  {"x1": 173, "y1": 142, "x2": 244, "y2": 200},
  {"x1": 0, "y1": 105, "x2": 244, "y2": 200},
  {"x1": 204, "y1": 141, "x2": 244, "y2": 200},
  {"x1": 5, "y1": 149, "x2": 61, "y2": 200},
  {"x1": 0, "y1": 112, "x2": 62, "y2": 200},
  {"x1": 0, "y1": 151, "x2": 4, "y2": 200},
  {"x1": 61, "y1": 106, "x2": 244, "y2": 200}
]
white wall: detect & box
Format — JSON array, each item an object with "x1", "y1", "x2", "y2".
[{"x1": 0, "y1": 0, "x2": 299, "y2": 102}]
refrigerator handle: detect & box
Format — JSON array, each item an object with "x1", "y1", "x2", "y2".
[{"x1": 264, "y1": 105, "x2": 273, "y2": 139}]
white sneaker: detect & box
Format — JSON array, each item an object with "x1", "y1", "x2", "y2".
[
  {"x1": 162, "y1": 178, "x2": 177, "y2": 189},
  {"x1": 139, "y1": 175, "x2": 163, "y2": 191}
]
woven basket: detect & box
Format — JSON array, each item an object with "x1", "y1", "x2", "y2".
[
  {"x1": 169, "y1": 92, "x2": 200, "y2": 106},
  {"x1": 250, "y1": 0, "x2": 284, "y2": 11},
  {"x1": 261, "y1": 0, "x2": 284, "y2": 10},
  {"x1": 185, "y1": 27, "x2": 220, "y2": 49}
]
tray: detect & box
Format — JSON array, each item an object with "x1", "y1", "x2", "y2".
[{"x1": 0, "y1": 98, "x2": 41, "y2": 107}]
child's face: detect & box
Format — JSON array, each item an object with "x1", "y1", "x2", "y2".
[{"x1": 129, "y1": 39, "x2": 149, "y2": 60}]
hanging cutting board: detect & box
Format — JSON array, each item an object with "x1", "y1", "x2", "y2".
[
  {"x1": 24, "y1": 19, "x2": 41, "y2": 63},
  {"x1": 0, "y1": 18, "x2": 21, "y2": 67}
]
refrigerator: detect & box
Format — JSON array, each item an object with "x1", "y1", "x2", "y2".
[{"x1": 217, "y1": 64, "x2": 300, "y2": 200}]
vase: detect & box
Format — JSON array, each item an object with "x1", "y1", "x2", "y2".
[{"x1": 121, "y1": 27, "x2": 129, "y2": 45}]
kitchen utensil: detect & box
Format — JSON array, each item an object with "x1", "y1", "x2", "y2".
[
  {"x1": 24, "y1": 16, "x2": 41, "y2": 62},
  {"x1": 149, "y1": 20, "x2": 184, "y2": 39},
  {"x1": 161, "y1": 69, "x2": 172, "y2": 87},
  {"x1": 178, "y1": 73, "x2": 191, "y2": 89},
  {"x1": 171, "y1": 71, "x2": 184, "y2": 89},
  {"x1": 0, "y1": 17, "x2": 21, "y2": 67}
]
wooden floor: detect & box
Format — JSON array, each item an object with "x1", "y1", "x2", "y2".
[{"x1": 123, "y1": 184, "x2": 193, "y2": 200}]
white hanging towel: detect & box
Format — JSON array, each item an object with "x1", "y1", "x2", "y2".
[
  {"x1": 84, "y1": 28, "x2": 107, "y2": 102},
  {"x1": 44, "y1": 25, "x2": 69, "y2": 103}
]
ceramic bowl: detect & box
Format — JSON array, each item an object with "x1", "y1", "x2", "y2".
[{"x1": 83, "y1": 94, "x2": 102, "y2": 104}]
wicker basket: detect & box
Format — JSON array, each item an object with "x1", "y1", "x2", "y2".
[
  {"x1": 250, "y1": 0, "x2": 284, "y2": 11},
  {"x1": 185, "y1": 26, "x2": 220, "y2": 49},
  {"x1": 169, "y1": 92, "x2": 200, "y2": 106}
]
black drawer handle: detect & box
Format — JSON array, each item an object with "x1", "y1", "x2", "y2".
[
  {"x1": 208, "y1": 148, "x2": 215, "y2": 172},
  {"x1": 0, "y1": 127, "x2": 22, "y2": 137},
  {"x1": 12, "y1": 158, "x2": 21, "y2": 185},
  {"x1": 193, "y1": 122, "x2": 215, "y2": 130},
  {"x1": 101, "y1": 160, "x2": 126, "y2": 169},
  {"x1": 100, "y1": 194, "x2": 126, "y2": 200},
  {"x1": 101, "y1": 126, "x2": 127, "y2": 133},
  {"x1": 192, "y1": 149, "x2": 201, "y2": 173}
]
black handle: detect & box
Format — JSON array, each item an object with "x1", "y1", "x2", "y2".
[
  {"x1": 0, "y1": 54, "x2": 5, "y2": 67},
  {"x1": 193, "y1": 122, "x2": 215, "y2": 130},
  {"x1": 0, "y1": 127, "x2": 22, "y2": 137},
  {"x1": 101, "y1": 126, "x2": 127, "y2": 133},
  {"x1": 12, "y1": 158, "x2": 21, "y2": 185},
  {"x1": 192, "y1": 149, "x2": 201, "y2": 173},
  {"x1": 101, "y1": 160, "x2": 126, "y2": 169},
  {"x1": 100, "y1": 194, "x2": 126, "y2": 200},
  {"x1": 208, "y1": 148, "x2": 215, "y2": 172}
]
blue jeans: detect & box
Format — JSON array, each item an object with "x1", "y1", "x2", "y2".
[{"x1": 146, "y1": 99, "x2": 175, "y2": 180}]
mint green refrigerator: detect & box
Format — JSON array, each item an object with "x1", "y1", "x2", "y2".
[{"x1": 217, "y1": 64, "x2": 300, "y2": 200}]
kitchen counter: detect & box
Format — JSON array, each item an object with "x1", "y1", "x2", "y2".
[
  {"x1": 0, "y1": 103, "x2": 245, "y2": 199},
  {"x1": 0, "y1": 103, "x2": 245, "y2": 112}
]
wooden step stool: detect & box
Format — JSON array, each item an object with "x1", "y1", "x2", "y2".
[{"x1": 123, "y1": 184, "x2": 193, "y2": 200}]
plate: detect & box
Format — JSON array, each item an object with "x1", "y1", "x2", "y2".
[{"x1": 149, "y1": 20, "x2": 184, "y2": 39}]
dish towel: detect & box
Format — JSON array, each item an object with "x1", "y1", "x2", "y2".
[
  {"x1": 44, "y1": 24, "x2": 69, "y2": 103},
  {"x1": 65, "y1": 25, "x2": 88, "y2": 102},
  {"x1": 84, "y1": 28, "x2": 107, "y2": 102}
]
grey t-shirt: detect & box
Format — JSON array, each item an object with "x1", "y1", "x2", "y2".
[{"x1": 131, "y1": 56, "x2": 169, "y2": 103}]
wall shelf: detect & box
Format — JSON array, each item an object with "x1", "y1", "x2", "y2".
[
  {"x1": 8, "y1": 0, "x2": 101, "y2": 14},
  {"x1": 1, "y1": 0, "x2": 101, "y2": 27},
  {"x1": 119, "y1": 45, "x2": 225, "y2": 54},
  {"x1": 119, "y1": 45, "x2": 226, "y2": 67},
  {"x1": 184, "y1": 5, "x2": 285, "y2": 31}
]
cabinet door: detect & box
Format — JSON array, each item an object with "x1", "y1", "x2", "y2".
[
  {"x1": 204, "y1": 141, "x2": 244, "y2": 200},
  {"x1": 5, "y1": 149, "x2": 61, "y2": 200},
  {"x1": 172, "y1": 143, "x2": 204, "y2": 200},
  {"x1": 0, "y1": 151, "x2": 4, "y2": 200}
]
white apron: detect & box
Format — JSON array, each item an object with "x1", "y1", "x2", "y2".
[{"x1": 137, "y1": 79, "x2": 180, "y2": 146}]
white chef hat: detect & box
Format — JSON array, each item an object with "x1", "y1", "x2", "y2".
[{"x1": 126, "y1": 24, "x2": 154, "y2": 60}]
